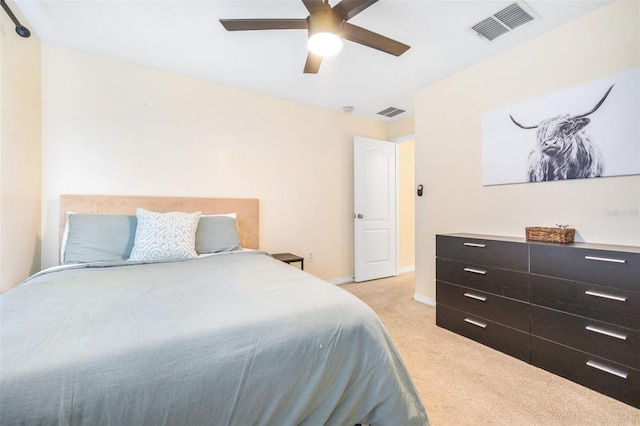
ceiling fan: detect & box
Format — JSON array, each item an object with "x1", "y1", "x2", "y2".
[{"x1": 219, "y1": 0, "x2": 410, "y2": 74}]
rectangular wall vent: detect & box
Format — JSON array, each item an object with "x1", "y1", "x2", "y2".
[
  {"x1": 470, "y1": 2, "x2": 538, "y2": 42},
  {"x1": 377, "y1": 107, "x2": 405, "y2": 118}
]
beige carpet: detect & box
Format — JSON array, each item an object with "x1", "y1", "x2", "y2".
[{"x1": 340, "y1": 272, "x2": 640, "y2": 426}]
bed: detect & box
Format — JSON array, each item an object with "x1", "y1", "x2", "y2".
[{"x1": 1, "y1": 195, "x2": 429, "y2": 425}]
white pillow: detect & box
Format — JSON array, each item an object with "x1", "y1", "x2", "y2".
[
  {"x1": 60, "y1": 211, "x2": 76, "y2": 264},
  {"x1": 129, "y1": 208, "x2": 202, "y2": 261}
]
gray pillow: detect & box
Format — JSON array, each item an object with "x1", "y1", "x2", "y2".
[
  {"x1": 196, "y1": 215, "x2": 241, "y2": 254},
  {"x1": 63, "y1": 214, "x2": 137, "y2": 264}
]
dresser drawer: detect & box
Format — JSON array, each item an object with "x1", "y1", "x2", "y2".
[
  {"x1": 436, "y1": 304, "x2": 530, "y2": 362},
  {"x1": 531, "y1": 336, "x2": 640, "y2": 408},
  {"x1": 530, "y1": 244, "x2": 640, "y2": 292},
  {"x1": 531, "y1": 275, "x2": 640, "y2": 330},
  {"x1": 437, "y1": 258, "x2": 529, "y2": 302},
  {"x1": 531, "y1": 306, "x2": 639, "y2": 370},
  {"x1": 437, "y1": 281, "x2": 529, "y2": 332},
  {"x1": 436, "y1": 235, "x2": 528, "y2": 272}
]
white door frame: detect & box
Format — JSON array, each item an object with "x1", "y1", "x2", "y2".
[
  {"x1": 390, "y1": 133, "x2": 415, "y2": 276},
  {"x1": 392, "y1": 133, "x2": 415, "y2": 275}
]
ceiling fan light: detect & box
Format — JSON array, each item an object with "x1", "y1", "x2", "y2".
[{"x1": 308, "y1": 32, "x2": 342, "y2": 56}]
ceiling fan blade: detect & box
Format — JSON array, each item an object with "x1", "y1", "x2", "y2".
[
  {"x1": 342, "y1": 22, "x2": 410, "y2": 56},
  {"x1": 220, "y1": 19, "x2": 308, "y2": 31},
  {"x1": 304, "y1": 52, "x2": 323, "y2": 74},
  {"x1": 302, "y1": 0, "x2": 330, "y2": 14},
  {"x1": 333, "y1": 0, "x2": 379, "y2": 21}
]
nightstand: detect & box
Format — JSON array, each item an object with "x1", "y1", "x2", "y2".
[{"x1": 272, "y1": 253, "x2": 304, "y2": 270}]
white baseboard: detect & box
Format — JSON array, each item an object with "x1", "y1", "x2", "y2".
[
  {"x1": 330, "y1": 276, "x2": 355, "y2": 285},
  {"x1": 413, "y1": 293, "x2": 436, "y2": 307},
  {"x1": 331, "y1": 268, "x2": 414, "y2": 285}
]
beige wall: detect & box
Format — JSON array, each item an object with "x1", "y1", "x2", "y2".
[
  {"x1": 415, "y1": 0, "x2": 640, "y2": 302},
  {"x1": 40, "y1": 44, "x2": 390, "y2": 283},
  {"x1": 0, "y1": 2, "x2": 41, "y2": 292},
  {"x1": 390, "y1": 115, "x2": 416, "y2": 270},
  {"x1": 389, "y1": 116, "x2": 414, "y2": 140},
  {"x1": 398, "y1": 139, "x2": 415, "y2": 270},
  {"x1": 9, "y1": 2, "x2": 633, "y2": 294}
]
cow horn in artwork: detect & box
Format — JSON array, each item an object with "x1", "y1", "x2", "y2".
[
  {"x1": 575, "y1": 84, "x2": 615, "y2": 119},
  {"x1": 509, "y1": 84, "x2": 615, "y2": 130}
]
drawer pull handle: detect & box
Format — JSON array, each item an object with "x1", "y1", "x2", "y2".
[
  {"x1": 584, "y1": 255, "x2": 626, "y2": 264},
  {"x1": 464, "y1": 318, "x2": 487, "y2": 328},
  {"x1": 586, "y1": 360, "x2": 628, "y2": 379},
  {"x1": 584, "y1": 290, "x2": 627, "y2": 302},
  {"x1": 464, "y1": 267, "x2": 487, "y2": 275},
  {"x1": 464, "y1": 292, "x2": 487, "y2": 302},
  {"x1": 464, "y1": 243, "x2": 486, "y2": 248},
  {"x1": 586, "y1": 325, "x2": 628, "y2": 341}
]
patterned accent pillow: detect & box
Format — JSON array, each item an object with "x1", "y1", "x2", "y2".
[{"x1": 129, "y1": 208, "x2": 202, "y2": 261}]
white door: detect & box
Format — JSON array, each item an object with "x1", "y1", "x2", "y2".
[{"x1": 354, "y1": 137, "x2": 397, "y2": 282}]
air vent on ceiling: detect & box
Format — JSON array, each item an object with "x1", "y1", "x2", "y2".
[
  {"x1": 377, "y1": 107, "x2": 405, "y2": 118},
  {"x1": 470, "y1": 2, "x2": 538, "y2": 42}
]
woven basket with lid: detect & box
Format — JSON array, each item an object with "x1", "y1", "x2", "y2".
[{"x1": 525, "y1": 226, "x2": 575, "y2": 243}]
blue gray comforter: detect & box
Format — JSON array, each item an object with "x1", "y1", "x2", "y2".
[{"x1": 1, "y1": 251, "x2": 428, "y2": 425}]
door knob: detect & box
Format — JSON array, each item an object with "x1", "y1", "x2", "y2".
[{"x1": 356, "y1": 214, "x2": 364, "y2": 219}]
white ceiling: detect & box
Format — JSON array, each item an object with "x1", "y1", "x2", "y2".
[{"x1": 13, "y1": 0, "x2": 611, "y2": 122}]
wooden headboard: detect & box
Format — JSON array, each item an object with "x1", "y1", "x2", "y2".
[{"x1": 59, "y1": 194, "x2": 259, "y2": 255}]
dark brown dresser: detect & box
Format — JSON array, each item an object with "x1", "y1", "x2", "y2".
[
  {"x1": 435, "y1": 233, "x2": 640, "y2": 408},
  {"x1": 529, "y1": 242, "x2": 640, "y2": 408}
]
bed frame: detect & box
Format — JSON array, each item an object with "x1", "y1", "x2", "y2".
[{"x1": 59, "y1": 194, "x2": 259, "y2": 258}]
